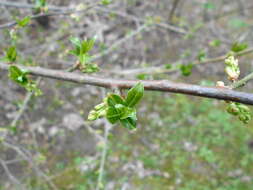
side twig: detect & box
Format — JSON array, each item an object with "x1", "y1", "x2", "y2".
[
  {"x1": 10, "y1": 78, "x2": 41, "y2": 127},
  {"x1": 96, "y1": 121, "x2": 111, "y2": 190},
  {"x1": 232, "y1": 72, "x2": 253, "y2": 89}
]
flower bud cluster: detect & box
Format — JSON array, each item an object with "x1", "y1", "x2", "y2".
[
  {"x1": 224, "y1": 55, "x2": 240, "y2": 81},
  {"x1": 88, "y1": 98, "x2": 108, "y2": 121},
  {"x1": 227, "y1": 102, "x2": 251, "y2": 124}
]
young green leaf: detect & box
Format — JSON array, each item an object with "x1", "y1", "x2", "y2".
[
  {"x1": 16, "y1": 16, "x2": 31, "y2": 28},
  {"x1": 106, "y1": 106, "x2": 121, "y2": 124},
  {"x1": 101, "y1": 0, "x2": 112, "y2": 5},
  {"x1": 203, "y1": 2, "x2": 215, "y2": 10},
  {"x1": 120, "y1": 107, "x2": 136, "y2": 120},
  {"x1": 120, "y1": 116, "x2": 137, "y2": 130},
  {"x1": 229, "y1": 18, "x2": 248, "y2": 28},
  {"x1": 8, "y1": 66, "x2": 42, "y2": 96},
  {"x1": 70, "y1": 37, "x2": 81, "y2": 49},
  {"x1": 3, "y1": 46, "x2": 17, "y2": 62},
  {"x1": 164, "y1": 64, "x2": 172, "y2": 69},
  {"x1": 197, "y1": 50, "x2": 206, "y2": 61},
  {"x1": 8, "y1": 65, "x2": 28, "y2": 86},
  {"x1": 209, "y1": 39, "x2": 221, "y2": 47},
  {"x1": 80, "y1": 38, "x2": 95, "y2": 54},
  {"x1": 180, "y1": 63, "x2": 193, "y2": 77},
  {"x1": 107, "y1": 94, "x2": 125, "y2": 107},
  {"x1": 106, "y1": 104, "x2": 136, "y2": 125},
  {"x1": 35, "y1": 0, "x2": 47, "y2": 8},
  {"x1": 231, "y1": 42, "x2": 248, "y2": 53},
  {"x1": 125, "y1": 82, "x2": 144, "y2": 108}
]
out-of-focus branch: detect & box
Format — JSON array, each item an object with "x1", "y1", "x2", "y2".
[
  {"x1": 1, "y1": 63, "x2": 253, "y2": 105},
  {"x1": 169, "y1": 0, "x2": 181, "y2": 22},
  {"x1": 96, "y1": 121, "x2": 111, "y2": 190},
  {"x1": 111, "y1": 47, "x2": 253, "y2": 76},
  {"x1": 2, "y1": 141, "x2": 59, "y2": 190},
  {"x1": 0, "y1": 1, "x2": 187, "y2": 34},
  {"x1": 0, "y1": 159, "x2": 26, "y2": 190},
  {"x1": 96, "y1": 7, "x2": 187, "y2": 34},
  {"x1": 0, "y1": 1, "x2": 66, "y2": 11},
  {"x1": 0, "y1": 2, "x2": 100, "y2": 29},
  {"x1": 10, "y1": 78, "x2": 41, "y2": 127}
]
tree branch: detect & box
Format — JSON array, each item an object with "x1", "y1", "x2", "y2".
[
  {"x1": 0, "y1": 1, "x2": 66, "y2": 11},
  {"x1": 0, "y1": 2, "x2": 100, "y2": 29},
  {"x1": 1, "y1": 62, "x2": 253, "y2": 105},
  {"x1": 111, "y1": 47, "x2": 253, "y2": 76},
  {"x1": 0, "y1": 1, "x2": 187, "y2": 34}
]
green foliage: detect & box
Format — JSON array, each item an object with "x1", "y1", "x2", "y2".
[
  {"x1": 69, "y1": 37, "x2": 95, "y2": 56},
  {"x1": 229, "y1": 18, "x2": 248, "y2": 28},
  {"x1": 69, "y1": 36, "x2": 99, "y2": 73},
  {"x1": 88, "y1": 83, "x2": 144, "y2": 130},
  {"x1": 180, "y1": 63, "x2": 193, "y2": 76},
  {"x1": 231, "y1": 42, "x2": 248, "y2": 53},
  {"x1": 209, "y1": 39, "x2": 221, "y2": 47},
  {"x1": 137, "y1": 73, "x2": 149, "y2": 80},
  {"x1": 125, "y1": 82, "x2": 144, "y2": 108},
  {"x1": 203, "y1": 2, "x2": 216, "y2": 10},
  {"x1": 8, "y1": 65, "x2": 42, "y2": 96},
  {"x1": 197, "y1": 49, "x2": 206, "y2": 61},
  {"x1": 16, "y1": 16, "x2": 31, "y2": 28},
  {"x1": 164, "y1": 63, "x2": 172, "y2": 69},
  {"x1": 1, "y1": 46, "x2": 17, "y2": 62},
  {"x1": 35, "y1": 0, "x2": 47, "y2": 9},
  {"x1": 9, "y1": 65, "x2": 29, "y2": 85},
  {"x1": 101, "y1": 0, "x2": 112, "y2": 5}
]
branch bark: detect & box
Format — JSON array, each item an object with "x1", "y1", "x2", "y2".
[{"x1": 1, "y1": 63, "x2": 253, "y2": 105}]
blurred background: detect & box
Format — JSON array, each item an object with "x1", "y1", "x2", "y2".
[{"x1": 0, "y1": 0, "x2": 253, "y2": 189}]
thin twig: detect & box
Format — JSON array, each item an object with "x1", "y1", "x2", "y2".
[
  {"x1": 0, "y1": 2, "x2": 101, "y2": 29},
  {"x1": 2, "y1": 141, "x2": 59, "y2": 190},
  {"x1": 1, "y1": 63, "x2": 253, "y2": 105},
  {"x1": 96, "y1": 121, "x2": 111, "y2": 190},
  {"x1": 0, "y1": 159, "x2": 26, "y2": 190},
  {"x1": 232, "y1": 72, "x2": 253, "y2": 89},
  {"x1": 169, "y1": 0, "x2": 181, "y2": 22},
  {"x1": 10, "y1": 78, "x2": 41, "y2": 127},
  {"x1": 95, "y1": 7, "x2": 187, "y2": 34},
  {"x1": 111, "y1": 47, "x2": 253, "y2": 76}
]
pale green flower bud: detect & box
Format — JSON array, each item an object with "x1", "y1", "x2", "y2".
[
  {"x1": 225, "y1": 66, "x2": 240, "y2": 81},
  {"x1": 227, "y1": 103, "x2": 239, "y2": 115},
  {"x1": 95, "y1": 103, "x2": 106, "y2": 111},
  {"x1": 88, "y1": 110, "x2": 98, "y2": 121}
]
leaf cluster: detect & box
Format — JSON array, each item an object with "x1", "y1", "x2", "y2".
[
  {"x1": 8, "y1": 65, "x2": 42, "y2": 96},
  {"x1": 35, "y1": 0, "x2": 47, "y2": 11},
  {"x1": 1, "y1": 46, "x2": 17, "y2": 62},
  {"x1": 231, "y1": 42, "x2": 248, "y2": 53},
  {"x1": 16, "y1": 16, "x2": 31, "y2": 28},
  {"x1": 69, "y1": 37, "x2": 99, "y2": 73},
  {"x1": 88, "y1": 83, "x2": 144, "y2": 130}
]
